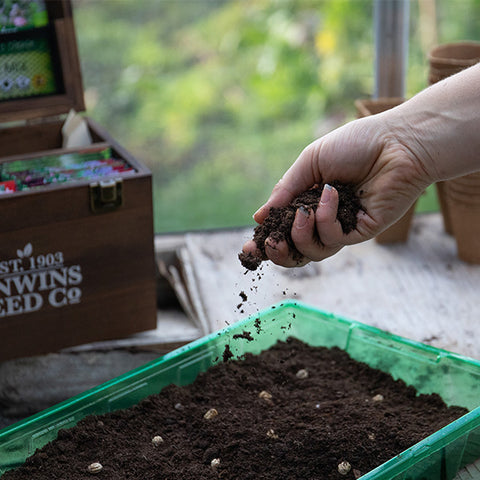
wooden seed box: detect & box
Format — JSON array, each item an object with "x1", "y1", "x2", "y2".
[{"x1": 0, "y1": 0, "x2": 157, "y2": 361}]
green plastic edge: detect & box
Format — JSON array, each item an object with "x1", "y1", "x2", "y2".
[{"x1": 0, "y1": 300, "x2": 479, "y2": 479}]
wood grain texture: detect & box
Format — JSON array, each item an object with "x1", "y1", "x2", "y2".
[
  {"x1": 0, "y1": 124, "x2": 156, "y2": 361},
  {"x1": 0, "y1": 0, "x2": 156, "y2": 361},
  {"x1": 0, "y1": 121, "x2": 64, "y2": 158}
]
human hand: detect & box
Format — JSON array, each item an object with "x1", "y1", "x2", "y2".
[{"x1": 241, "y1": 114, "x2": 431, "y2": 267}]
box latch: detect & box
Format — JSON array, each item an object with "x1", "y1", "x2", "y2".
[{"x1": 89, "y1": 178, "x2": 123, "y2": 214}]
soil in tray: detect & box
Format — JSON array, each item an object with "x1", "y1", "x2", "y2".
[{"x1": 3, "y1": 338, "x2": 467, "y2": 480}]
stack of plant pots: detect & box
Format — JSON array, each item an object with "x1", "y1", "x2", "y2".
[
  {"x1": 428, "y1": 41, "x2": 480, "y2": 262},
  {"x1": 446, "y1": 174, "x2": 480, "y2": 263},
  {"x1": 355, "y1": 97, "x2": 417, "y2": 244}
]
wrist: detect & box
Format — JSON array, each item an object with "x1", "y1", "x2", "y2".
[{"x1": 388, "y1": 64, "x2": 480, "y2": 182}]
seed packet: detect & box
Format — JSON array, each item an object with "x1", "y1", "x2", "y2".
[
  {"x1": 0, "y1": 180, "x2": 16, "y2": 194},
  {"x1": 0, "y1": 146, "x2": 136, "y2": 193}
]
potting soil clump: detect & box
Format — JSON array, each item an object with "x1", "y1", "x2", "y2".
[
  {"x1": 3, "y1": 338, "x2": 467, "y2": 480},
  {"x1": 239, "y1": 181, "x2": 363, "y2": 270}
]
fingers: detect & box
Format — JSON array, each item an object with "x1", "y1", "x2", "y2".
[
  {"x1": 241, "y1": 239, "x2": 260, "y2": 256},
  {"x1": 314, "y1": 184, "x2": 344, "y2": 248},
  {"x1": 252, "y1": 177, "x2": 300, "y2": 224},
  {"x1": 264, "y1": 185, "x2": 345, "y2": 267},
  {"x1": 291, "y1": 184, "x2": 344, "y2": 262},
  {"x1": 265, "y1": 238, "x2": 311, "y2": 268}
]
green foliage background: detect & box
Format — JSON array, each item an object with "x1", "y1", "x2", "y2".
[{"x1": 72, "y1": 0, "x2": 480, "y2": 233}]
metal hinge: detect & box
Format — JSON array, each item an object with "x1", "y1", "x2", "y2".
[{"x1": 89, "y1": 178, "x2": 123, "y2": 214}]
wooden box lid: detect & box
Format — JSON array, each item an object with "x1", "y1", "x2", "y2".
[{"x1": 0, "y1": 0, "x2": 85, "y2": 124}]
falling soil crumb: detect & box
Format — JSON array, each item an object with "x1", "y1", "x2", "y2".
[
  {"x1": 239, "y1": 181, "x2": 363, "y2": 270},
  {"x1": 4, "y1": 338, "x2": 467, "y2": 480},
  {"x1": 233, "y1": 331, "x2": 254, "y2": 341},
  {"x1": 236, "y1": 291, "x2": 248, "y2": 312},
  {"x1": 222, "y1": 344, "x2": 234, "y2": 362}
]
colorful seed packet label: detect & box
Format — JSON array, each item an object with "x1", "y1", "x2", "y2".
[
  {"x1": 0, "y1": 180, "x2": 16, "y2": 194},
  {"x1": 0, "y1": 146, "x2": 136, "y2": 193},
  {"x1": 0, "y1": 1, "x2": 49, "y2": 33},
  {"x1": 0, "y1": 1, "x2": 59, "y2": 100},
  {"x1": 0, "y1": 34, "x2": 58, "y2": 100}
]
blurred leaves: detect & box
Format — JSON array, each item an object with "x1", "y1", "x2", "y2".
[{"x1": 73, "y1": 0, "x2": 480, "y2": 232}]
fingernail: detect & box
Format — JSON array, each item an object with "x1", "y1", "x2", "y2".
[
  {"x1": 320, "y1": 184, "x2": 333, "y2": 206},
  {"x1": 253, "y1": 205, "x2": 265, "y2": 219},
  {"x1": 296, "y1": 206, "x2": 310, "y2": 229},
  {"x1": 265, "y1": 238, "x2": 277, "y2": 251}
]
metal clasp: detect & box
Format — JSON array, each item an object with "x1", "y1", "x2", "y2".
[{"x1": 89, "y1": 178, "x2": 123, "y2": 214}]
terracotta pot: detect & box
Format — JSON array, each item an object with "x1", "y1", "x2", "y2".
[
  {"x1": 428, "y1": 42, "x2": 480, "y2": 79},
  {"x1": 375, "y1": 203, "x2": 417, "y2": 244},
  {"x1": 355, "y1": 97, "x2": 417, "y2": 244},
  {"x1": 428, "y1": 41, "x2": 480, "y2": 235},
  {"x1": 435, "y1": 181, "x2": 453, "y2": 235},
  {"x1": 354, "y1": 98, "x2": 404, "y2": 117},
  {"x1": 446, "y1": 172, "x2": 480, "y2": 263}
]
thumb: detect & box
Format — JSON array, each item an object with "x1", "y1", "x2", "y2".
[{"x1": 253, "y1": 143, "x2": 323, "y2": 223}]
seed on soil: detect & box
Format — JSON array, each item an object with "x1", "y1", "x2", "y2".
[
  {"x1": 151, "y1": 435, "x2": 164, "y2": 446},
  {"x1": 337, "y1": 460, "x2": 351, "y2": 475},
  {"x1": 204, "y1": 408, "x2": 219, "y2": 420},
  {"x1": 5, "y1": 337, "x2": 468, "y2": 480},
  {"x1": 266, "y1": 428, "x2": 279, "y2": 439},
  {"x1": 258, "y1": 390, "x2": 273, "y2": 401},
  {"x1": 87, "y1": 462, "x2": 103, "y2": 474},
  {"x1": 372, "y1": 394, "x2": 384, "y2": 402},
  {"x1": 296, "y1": 368, "x2": 309, "y2": 379},
  {"x1": 211, "y1": 458, "x2": 221, "y2": 470}
]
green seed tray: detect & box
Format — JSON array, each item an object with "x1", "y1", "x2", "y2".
[{"x1": 1, "y1": 300, "x2": 480, "y2": 479}]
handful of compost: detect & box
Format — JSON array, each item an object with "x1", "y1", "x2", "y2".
[{"x1": 239, "y1": 181, "x2": 363, "y2": 270}]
